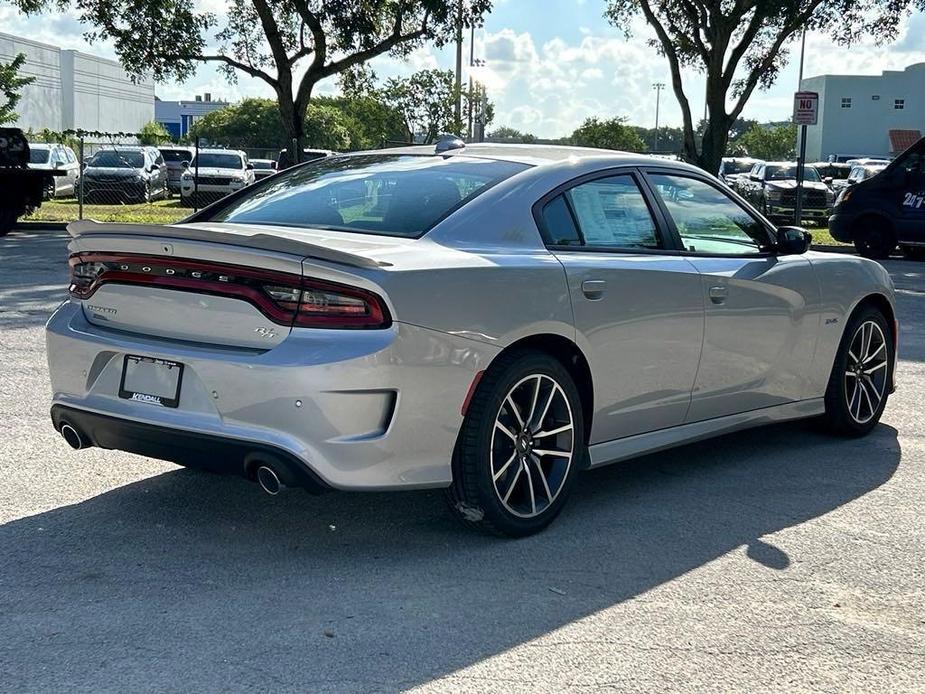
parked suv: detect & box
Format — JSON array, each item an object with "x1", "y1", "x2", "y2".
[
  {"x1": 829, "y1": 136, "x2": 925, "y2": 258},
  {"x1": 158, "y1": 146, "x2": 195, "y2": 195},
  {"x1": 180, "y1": 149, "x2": 254, "y2": 206},
  {"x1": 82, "y1": 147, "x2": 169, "y2": 203},
  {"x1": 738, "y1": 161, "x2": 834, "y2": 225},
  {"x1": 28, "y1": 143, "x2": 80, "y2": 198},
  {"x1": 718, "y1": 157, "x2": 761, "y2": 185}
]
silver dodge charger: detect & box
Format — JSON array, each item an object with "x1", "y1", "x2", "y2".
[{"x1": 46, "y1": 143, "x2": 898, "y2": 536}]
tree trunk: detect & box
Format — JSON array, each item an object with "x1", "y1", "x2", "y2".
[{"x1": 697, "y1": 85, "x2": 732, "y2": 175}]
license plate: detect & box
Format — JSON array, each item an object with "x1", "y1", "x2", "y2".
[{"x1": 118, "y1": 355, "x2": 184, "y2": 408}]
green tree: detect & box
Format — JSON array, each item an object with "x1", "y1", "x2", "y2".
[
  {"x1": 189, "y1": 97, "x2": 354, "y2": 150},
  {"x1": 381, "y1": 69, "x2": 463, "y2": 144},
  {"x1": 570, "y1": 117, "x2": 646, "y2": 152},
  {"x1": 12, "y1": 0, "x2": 491, "y2": 157},
  {"x1": 606, "y1": 0, "x2": 922, "y2": 173},
  {"x1": 0, "y1": 53, "x2": 35, "y2": 125},
  {"x1": 736, "y1": 123, "x2": 798, "y2": 161},
  {"x1": 138, "y1": 121, "x2": 173, "y2": 145},
  {"x1": 488, "y1": 126, "x2": 538, "y2": 144}
]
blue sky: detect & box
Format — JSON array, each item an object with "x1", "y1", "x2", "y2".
[{"x1": 3, "y1": 1, "x2": 925, "y2": 138}]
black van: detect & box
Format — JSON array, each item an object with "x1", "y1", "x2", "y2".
[{"x1": 828, "y1": 136, "x2": 925, "y2": 259}]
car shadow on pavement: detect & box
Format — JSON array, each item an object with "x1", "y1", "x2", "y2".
[
  {"x1": 0, "y1": 420, "x2": 901, "y2": 692},
  {"x1": 0, "y1": 231, "x2": 70, "y2": 329}
]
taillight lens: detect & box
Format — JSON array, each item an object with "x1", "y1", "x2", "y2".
[
  {"x1": 68, "y1": 253, "x2": 391, "y2": 329},
  {"x1": 263, "y1": 282, "x2": 388, "y2": 328}
]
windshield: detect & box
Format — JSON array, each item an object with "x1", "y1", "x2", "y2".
[
  {"x1": 766, "y1": 165, "x2": 820, "y2": 182},
  {"x1": 252, "y1": 161, "x2": 275, "y2": 170},
  {"x1": 29, "y1": 149, "x2": 50, "y2": 164},
  {"x1": 207, "y1": 154, "x2": 530, "y2": 237},
  {"x1": 725, "y1": 160, "x2": 754, "y2": 174},
  {"x1": 191, "y1": 153, "x2": 244, "y2": 169},
  {"x1": 160, "y1": 149, "x2": 193, "y2": 163},
  {"x1": 89, "y1": 151, "x2": 145, "y2": 168}
]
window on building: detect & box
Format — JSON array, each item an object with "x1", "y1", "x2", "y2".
[
  {"x1": 841, "y1": 98, "x2": 852, "y2": 109},
  {"x1": 895, "y1": 99, "x2": 905, "y2": 110},
  {"x1": 872, "y1": 95, "x2": 880, "y2": 101}
]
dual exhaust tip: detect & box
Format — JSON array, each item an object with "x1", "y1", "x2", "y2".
[{"x1": 60, "y1": 422, "x2": 290, "y2": 496}]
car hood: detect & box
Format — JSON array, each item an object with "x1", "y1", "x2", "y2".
[
  {"x1": 27, "y1": 162, "x2": 54, "y2": 171},
  {"x1": 84, "y1": 167, "x2": 143, "y2": 178},
  {"x1": 765, "y1": 180, "x2": 828, "y2": 192}
]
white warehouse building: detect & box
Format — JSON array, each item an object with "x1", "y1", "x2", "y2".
[
  {"x1": 799, "y1": 63, "x2": 925, "y2": 161},
  {"x1": 0, "y1": 31, "x2": 154, "y2": 138}
]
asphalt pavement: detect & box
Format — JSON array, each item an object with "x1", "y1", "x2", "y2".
[{"x1": 1, "y1": 230, "x2": 923, "y2": 693}]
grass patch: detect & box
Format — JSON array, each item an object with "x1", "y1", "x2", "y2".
[{"x1": 26, "y1": 198, "x2": 190, "y2": 225}]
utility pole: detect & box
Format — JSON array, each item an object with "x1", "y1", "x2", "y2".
[
  {"x1": 652, "y1": 82, "x2": 665, "y2": 152},
  {"x1": 454, "y1": 0, "x2": 464, "y2": 128}
]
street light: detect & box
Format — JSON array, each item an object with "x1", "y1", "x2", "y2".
[{"x1": 652, "y1": 82, "x2": 665, "y2": 152}]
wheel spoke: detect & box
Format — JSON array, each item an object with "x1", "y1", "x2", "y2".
[
  {"x1": 522, "y1": 461, "x2": 537, "y2": 515},
  {"x1": 531, "y1": 454, "x2": 554, "y2": 502},
  {"x1": 863, "y1": 342, "x2": 885, "y2": 364},
  {"x1": 535, "y1": 423, "x2": 573, "y2": 438},
  {"x1": 534, "y1": 448, "x2": 570, "y2": 458},
  {"x1": 863, "y1": 361, "x2": 887, "y2": 375},
  {"x1": 493, "y1": 452, "x2": 517, "y2": 482},
  {"x1": 505, "y1": 395, "x2": 525, "y2": 430},
  {"x1": 862, "y1": 323, "x2": 874, "y2": 361},
  {"x1": 859, "y1": 380, "x2": 875, "y2": 418},
  {"x1": 532, "y1": 385, "x2": 558, "y2": 433},
  {"x1": 495, "y1": 421, "x2": 517, "y2": 442},
  {"x1": 525, "y1": 376, "x2": 542, "y2": 428},
  {"x1": 848, "y1": 381, "x2": 861, "y2": 419},
  {"x1": 848, "y1": 348, "x2": 860, "y2": 364},
  {"x1": 502, "y1": 465, "x2": 523, "y2": 504}
]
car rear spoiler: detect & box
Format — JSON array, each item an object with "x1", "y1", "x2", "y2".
[{"x1": 66, "y1": 220, "x2": 391, "y2": 269}]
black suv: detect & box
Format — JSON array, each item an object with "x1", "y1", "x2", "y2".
[{"x1": 829, "y1": 137, "x2": 925, "y2": 258}]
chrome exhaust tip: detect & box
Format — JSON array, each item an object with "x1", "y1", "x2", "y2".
[
  {"x1": 256, "y1": 465, "x2": 284, "y2": 495},
  {"x1": 60, "y1": 423, "x2": 86, "y2": 450}
]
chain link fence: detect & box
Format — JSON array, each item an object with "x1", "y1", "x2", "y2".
[{"x1": 24, "y1": 132, "x2": 275, "y2": 226}]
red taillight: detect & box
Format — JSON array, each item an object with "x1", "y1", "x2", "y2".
[{"x1": 69, "y1": 253, "x2": 391, "y2": 329}]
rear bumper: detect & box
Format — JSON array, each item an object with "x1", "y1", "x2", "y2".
[
  {"x1": 51, "y1": 404, "x2": 331, "y2": 493},
  {"x1": 46, "y1": 300, "x2": 499, "y2": 490}
]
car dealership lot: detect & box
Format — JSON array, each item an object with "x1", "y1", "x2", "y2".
[{"x1": 1, "y1": 231, "x2": 923, "y2": 693}]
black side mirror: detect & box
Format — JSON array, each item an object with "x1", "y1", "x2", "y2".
[
  {"x1": 824, "y1": 177, "x2": 833, "y2": 185},
  {"x1": 181, "y1": 160, "x2": 190, "y2": 169},
  {"x1": 776, "y1": 226, "x2": 812, "y2": 255}
]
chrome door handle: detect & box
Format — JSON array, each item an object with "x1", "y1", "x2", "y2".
[
  {"x1": 581, "y1": 280, "x2": 606, "y2": 300},
  {"x1": 708, "y1": 285, "x2": 728, "y2": 304}
]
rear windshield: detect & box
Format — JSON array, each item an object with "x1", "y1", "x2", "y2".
[
  {"x1": 29, "y1": 149, "x2": 50, "y2": 164},
  {"x1": 191, "y1": 153, "x2": 244, "y2": 169},
  {"x1": 88, "y1": 151, "x2": 144, "y2": 168},
  {"x1": 160, "y1": 149, "x2": 194, "y2": 163},
  {"x1": 208, "y1": 154, "x2": 530, "y2": 237},
  {"x1": 252, "y1": 160, "x2": 275, "y2": 169}
]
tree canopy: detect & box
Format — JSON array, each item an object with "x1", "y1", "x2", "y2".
[
  {"x1": 570, "y1": 117, "x2": 646, "y2": 152},
  {"x1": 137, "y1": 121, "x2": 173, "y2": 146},
  {"x1": 0, "y1": 53, "x2": 35, "y2": 125},
  {"x1": 734, "y1": 122, "x2": 798, "y2": 160},
  {"x1": 606, "y1": 0, "x2": 923, "y2": 172},
  {"x1": 12, "y1": 0, "x2": 492, "y2": 158}
]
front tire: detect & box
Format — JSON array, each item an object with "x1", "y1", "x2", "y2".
[
  {"x1": 821, "y1": 307, "x2": 893, "y2": 436},
  {"x1": 446, "y1": 350, "x2": 586, "y2": 537},
  {"x1": 853, "y1": 216, "x2": 896, "y2": 259}
]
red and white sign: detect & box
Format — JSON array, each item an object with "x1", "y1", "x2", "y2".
[{"x1": 793, "y1": 91, "x2": 819, "y2": 125}]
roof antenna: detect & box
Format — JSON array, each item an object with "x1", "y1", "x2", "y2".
[{"x1": 435, "y1": 135, "x2": 466, "y2": 154}]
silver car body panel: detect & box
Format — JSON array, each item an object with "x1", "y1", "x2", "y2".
[{"x1": 47, "y1": 145, "x2": 898, "y2": 491}]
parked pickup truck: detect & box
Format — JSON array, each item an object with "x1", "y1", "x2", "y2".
[
  {"x1": 737, "y1": 161, "x2": 834, "y2": 225},
  {"x1": 0, "y1": 128, "x2": 49, "y2": 237}
]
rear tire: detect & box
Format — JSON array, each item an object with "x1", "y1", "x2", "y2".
[
  {"x1": 853, "y1": 216, "x2": 896, "y2": 259},
  {"x1": 0, "y1": 209, "x2": 15, "y2": 237},
  {"x1": 446, "y1": 350, "x2": 586, "y2": 537},
  {"x1": 821, "y1": 306, "x2": 893, "y2": 437}
]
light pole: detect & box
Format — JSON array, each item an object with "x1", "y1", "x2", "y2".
[{"x1": 652, "y1": 82, "x2": 665, "y2": 152}]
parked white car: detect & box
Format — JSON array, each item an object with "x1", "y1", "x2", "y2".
[
  {"x1": 180, "y1": 149, "x2": 254, "y2": 207},
  {"x1": 28, "y1": 143, "x2": 80, "y2": 198}
]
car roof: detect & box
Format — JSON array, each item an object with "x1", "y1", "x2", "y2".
[
  {"x1": 345, "y1": 142, "x2": 706, "y2": 173},
  {"x1": 195, "y1": 148, "x2": 246, "y2": 155}
]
